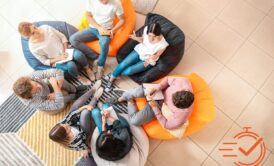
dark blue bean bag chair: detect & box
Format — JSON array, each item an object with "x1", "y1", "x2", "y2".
[
  {"x1": 116, "y1": 13, "x2": 185, "y2": 84},
  {"x1": 21, "y1": 21, "x2": 78, "y2": 70}
]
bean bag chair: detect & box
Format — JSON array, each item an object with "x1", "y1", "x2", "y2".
[
  {"x1": 78, "y1": 0, "x2": 136, "y2": 57},
  {"x1": 91, "y1": 114, "x2": 149, "y2": 166},
  {"x1": 21, "y1": 21, "x2": 78, "y2": 70},
  {"x1": 116, "y1": 13, "x2": 185, "y2": 84},
  {"x1": 135, "y1": 73, "x2": 215, "y2": 140}
]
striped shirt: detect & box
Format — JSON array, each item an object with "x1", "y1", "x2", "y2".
[
  {"x1": 20, "y1": 69, "x2": 66, "y2": 111},
  {"x1": 60, "y1": 108, "x2": 89, "y2": 151}
]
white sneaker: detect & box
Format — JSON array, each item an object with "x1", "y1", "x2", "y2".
[
  {"x1": 92, "y1": 59, "x2": 98, "y2": 73},
  {"x1": 94, "y1": 87, "x2": 104, "y2": 100},
  {"x1": 78, "y1": 76, "x2": 91, "y2": 85},
  {"x1": 85, "y1": 67, "x2": 95, "y2": 81},
  {"x1": 96, "y1": 66, "x2": 104, "y2": 80},
  {"x1": 91, "y1": 80, "x2": 102, "y2": 92}
]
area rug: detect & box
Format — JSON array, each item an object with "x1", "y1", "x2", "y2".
[
  {"x1": 0, "y1": 133, "x2": 44, "y2": 165},
  {"x1": 0, "y1": 94, "x2": 36, "y2": 133}
]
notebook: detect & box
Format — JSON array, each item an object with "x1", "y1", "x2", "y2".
[
  {"x1": 143, "y1": 83, "x2": 164, "y2": 101},
  {"x1": 55, "y1": 49, "x2": 74, "y2": 64},
  {"x1": 101, "y1": 106, "x2": 118, "y2": 125}
]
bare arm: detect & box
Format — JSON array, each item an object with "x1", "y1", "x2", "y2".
[{"x1": 111, "y1": 14, "x2": 125, "y2": 33}]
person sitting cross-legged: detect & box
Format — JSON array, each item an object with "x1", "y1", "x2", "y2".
[
  {"x1": 49, "y1": 80, "x2": 104, "y2": 165},
  {"x1": 13, "y1": 69, "x2": 86, "y2": 113},
  {"x1": 107, "y1": 77, "x2": 195, "y2": 130}
]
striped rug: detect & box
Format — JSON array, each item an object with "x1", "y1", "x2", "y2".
[
  {"x1": 15, "y1": 76, "x2": 129, "y2": 165},
  {"x1": 0, "y1": 133, "x2": 44, "y2": 165},
  {"x1": 0, "y1": 94, "x2": 36, "y2": 133}
]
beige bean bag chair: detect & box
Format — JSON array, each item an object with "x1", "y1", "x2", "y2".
[{"x1": 90, "y1": 114, "x2": 149, "y2": 166}]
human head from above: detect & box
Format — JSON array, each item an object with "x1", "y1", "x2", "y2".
[
  {"x1": 99, "y1": 0, "x2": 109, "y2": 4},
  {"x1": 18, "y1": 22, "x2": 38, "y2": 38},
  {"x1": 147, "y1": 22, "x2": 162, "y2": 43},
  {"x1": 96, "y1": 132, "x2": 126, "y2": 161},
  {"x1": 49, "y1": 124, "x2": 75, "y2": 146},
  {"x1": 172, "y1": 90, "x2": 194, "y2": 109},
  {"x1": 13, "y1": 77, "x2": 42, "y2": 99}
]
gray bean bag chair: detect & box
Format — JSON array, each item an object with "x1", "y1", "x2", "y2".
[
  {"x1": 20, "y1": 21, "x2": 78, "y2": 70},
  {"x1": 91, "y1": 114, "x2": 149, "y2": 166},
  {"x1": 117, "y1": 13, "x2": 185, "y2": 84}
]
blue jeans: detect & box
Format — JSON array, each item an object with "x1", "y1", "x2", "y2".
[
  {"x1": 56, "y1": 49, "x2": 88, "y2": 78},
  {"x1": 70, "y1": 27, "x2": 110, "y2": 67},
  {"x1": 91, "y1": 103, "x2": 129, "y2": 133},
  {"x1": 112, "y1": 50, "x2": 151, "y2": 77}
]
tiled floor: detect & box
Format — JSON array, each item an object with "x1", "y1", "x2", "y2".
[{"x1": 0, "y1": 0, "x2": 273, "y2": 165}]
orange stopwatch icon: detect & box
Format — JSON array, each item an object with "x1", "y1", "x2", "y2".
[{"x1": 219, "y1": 127, "x2": 266, "y2": 166}]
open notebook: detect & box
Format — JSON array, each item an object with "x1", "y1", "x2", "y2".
[
  {"x1": 55, "y1": 49, "x2": 74, "y2": 65},
  {"x1": 143, "y1": 83, "x2": 164, "y2": 101}
]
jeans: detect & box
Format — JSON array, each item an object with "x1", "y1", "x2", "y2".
[
  {"x1": 91, "y1": 104, "x2": 129, "y2": 133},
  {"x1": 112, "y1": 50, "x2": 151, "y2": 77},
  {"x1": 70, "y1": 27, "x2": 110, "y2": 67},
  {"x1": 122, "y1": 86, "x2": 155, "y2": 126},
  {"x1": 56, "y1": 49, "x2": 88, "y2": 78}
]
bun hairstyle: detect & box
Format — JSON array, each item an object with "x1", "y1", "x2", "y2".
[
  {"x1": 96, "y1": 131, "x2": 127, "y2": 161},
  {"x1": 147, "y1": 23, "x2": 162, "y2": 36}
]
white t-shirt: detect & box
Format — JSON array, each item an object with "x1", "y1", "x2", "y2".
[
  {"x1": 134, "y1": 26, "x2": 169, "y2": 65},
  {"x1": 29, "y1": 25, "x2": 68, "y2": 66},
  {"x1": 86, "y1": 0, "x2": 123, "y2": 29}
]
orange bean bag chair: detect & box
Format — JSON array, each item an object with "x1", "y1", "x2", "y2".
[
  {"x1": 135, "y1": 73, "x2": 215, "y2": 139},
  {"x1": 78, "y1": 0, "x2": 136, "y2": 57}
]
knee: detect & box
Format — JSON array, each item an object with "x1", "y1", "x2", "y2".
[
  {"x1": 129, "y1": 117, "x2": 142, "y2": 126},
  {"x1": 67, "y1": 62, "x2": 77, "y2": 71},
  {"x1": 73, "y1": 50, "x2": 86, "y2": 62},
  {"x1": 69, "y1": 34, "x2": 80, "y2": 46},
  {"x1": 91, "y1": 108, "x2": 101, "y2": 117}
]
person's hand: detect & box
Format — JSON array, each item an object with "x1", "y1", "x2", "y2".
[
  {"x1": 148, "y1": 88, "x2": 157, "y2": 96},
  {"x1": 80, "y1": 105, "x2": 93, "y2": 111},
  {"x1": 149, "y1": 100, "x2": 158, "y2": 108},
  {"x1": 47, "y1": 93, "x2": 55, "y2": 100},
  {"x1": 110, "y1": 30, "x2": 114, "y2": 38},
  {"x1": 129, "y1": 31, "x2": 137, "y2": 40},
  {"x1": 102, "y1": 115, "x2": 106, "y2": 123},
  {"x1": 82, "y1": 149, "x2": 90, "y2": 159},
  {"x1": 103, "y1": 110, "x2": 110, "y2": 118},
  {"x1": 143, "y1": 60, "x2": 150, "y2": 67},
  {"x1": 49, "y1": 77, "x2": 59, "y2": 88},
  {"x1": 58, "y1": 53, "x2": 68, "y2": 61},
  {"x1": 98, "y1": 26, "x2": 110, "y2": 35}
]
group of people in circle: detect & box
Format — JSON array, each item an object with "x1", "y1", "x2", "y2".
[{"x1": 12, "y1": 0, "x2": 194, "y2": 165}]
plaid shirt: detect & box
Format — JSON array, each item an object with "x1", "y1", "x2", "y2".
[
  {"x1": 20, "y1": 69, "x2": 65, "y2": 111},
  {"x1": 60, "y1": 109, "x2": 89, "y2": 151}
]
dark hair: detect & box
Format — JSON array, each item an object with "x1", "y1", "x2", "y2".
[
  {"x1": 13, "y1": 77, "x2": 33, "y2": 99},
  {"x1": 172, "y1": 90, "x2": 194, "y2": 109},
  {"x1": 147, "y1": 23, "x2": 161, "y2": 36},
  {"x1": 49, "y1": 124, "x2": 71, "y2": 146},
  {"x1": 96, "y1": 132, "x2": 128, "y2": 161}
]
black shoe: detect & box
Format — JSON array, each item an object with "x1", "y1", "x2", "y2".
[
  {"x1": 75, "y1": 90, "x2": 86, "y2": 99},
  {"x1": 76, "y1": 85, "x2": 88, "y2": 93},
  {"x1": 113, "y1": 88, "x2": 126, "y2": 96},
  {"x1": 105, "y1": 81, "x2": 113, "y2": 92}
]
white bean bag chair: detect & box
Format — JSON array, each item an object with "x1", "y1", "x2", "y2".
[{"x1": 91, "y1": 114, "x2": 149, "y2": 166}]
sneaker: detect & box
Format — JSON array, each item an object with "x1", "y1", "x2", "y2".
[
  {"x1": 96, "y1": 66, "x2": 104, "y2": 80},
  {"x1": 91, "y1": 80, "x2": 102, "y2": 92},
  {"x1": 85, "y1": 67, "x2": 95, "y2": 81},
  {"x1": 97, "y1": 101, "x2": 104, "y2": 110},
  {"x1": 76, "y1": 85, "x2": 88, "y2": 93},
  {"x1": 78, "y1": 75, "x2": 91, "y2": 85},
  {"x1": 113, "y1": 88, "x2": 126, "y2": 96},
  {"x1": 105, "y1": 97, "x2": 119, "y2": 104},
  {"x1": 105, "y1": 81, "x2": 113, "y2": 92},
  {"x1": 92, "y1": 59, "x2": 98, "y2": 73},
  {"x1": 94, "y1": 87, "x2": 104, "y2": 100}
]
